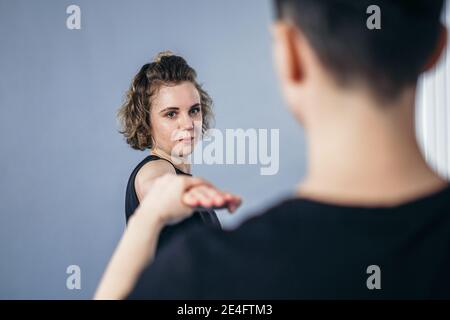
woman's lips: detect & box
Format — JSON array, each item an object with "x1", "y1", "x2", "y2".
[{"x1": 179, "y1": 137, "x2": 194, "y2": 143}]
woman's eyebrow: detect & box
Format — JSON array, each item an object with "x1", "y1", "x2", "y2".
[
  {"x1": 159, "y1": 103, "x2": 200, "y2": 114},
  {"x1": 159, "y1": 106, "x2": 179, "y2": 114},
  {"x1": 189, "y1": 103, "x2": 201, "y2": 109}
]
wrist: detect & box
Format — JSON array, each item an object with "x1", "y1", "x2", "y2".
[
  {"x1": 125, "y1": 218, "x2": 163, "y2": 251},
  {"x1": 128, "y1": 206, "x2": 166, "y2": 238}
]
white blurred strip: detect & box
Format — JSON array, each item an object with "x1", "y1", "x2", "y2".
[{"x1": 417, "y1": 0, "x2": 450, "y2": 179}]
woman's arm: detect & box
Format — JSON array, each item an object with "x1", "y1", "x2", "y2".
[
  {"x1": 94, "y1": 174, "x2": 241, "y2": 299},
  {"x1": 93, "y1": 161, "x2": 177, "y2": 299},
  {"x1": 94, "y1": 206, "x2": 164, "y2": 299}
]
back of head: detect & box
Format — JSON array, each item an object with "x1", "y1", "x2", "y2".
[{"x1": 273, "y1": 0, "x2": 445, "y2": 101}]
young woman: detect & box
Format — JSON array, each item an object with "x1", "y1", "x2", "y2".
[
  {"x1": 94, "y1": 52, "x2": 241, "y2": 299},
  {"x1": 117, "y1": 51, "x2": 240, "y2": 250}
]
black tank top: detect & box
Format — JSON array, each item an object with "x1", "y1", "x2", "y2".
[{"x1": 125, "y1": 155, "x2": 221, "y2": 251}]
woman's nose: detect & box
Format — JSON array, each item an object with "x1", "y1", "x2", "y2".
[{"x1": 179, "y1": 113, "x2": 194, "y2": 129}]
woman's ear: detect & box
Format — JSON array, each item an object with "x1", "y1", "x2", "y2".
[
  {"x1": 423, "y1": 23, "x2": 448, "y2": 72},
  {"x1": 271, "y1": 21, "x2": 303, "y2": 86}
]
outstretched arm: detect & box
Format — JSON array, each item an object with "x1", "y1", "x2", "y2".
[
  {"x1": 94, "y1": 174, "x2": 241, "y2": 300},
  {"x1": 94, "y1": 205, "x2": 164, "y2": 299}
]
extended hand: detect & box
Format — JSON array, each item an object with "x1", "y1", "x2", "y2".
[{"x1": 136, "y1": 174, "x2": 242, "y2": 226}]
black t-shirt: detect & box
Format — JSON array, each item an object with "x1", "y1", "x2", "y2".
[
  {"x1": 128, "y1": 183, "x2": 450, "y2": 299},
  {"x1": 124, "y1": 155, "x2": 221, "y2": 252}
]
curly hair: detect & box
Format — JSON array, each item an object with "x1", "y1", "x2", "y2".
[{"x1": 117, "y1": 51, "x2": 214, "y2": 150}]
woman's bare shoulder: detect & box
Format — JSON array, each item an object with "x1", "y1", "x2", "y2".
[{"x1": 135, "y1": 159, "x2": 176, "y2": 200}]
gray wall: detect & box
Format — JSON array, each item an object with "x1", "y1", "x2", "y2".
[{"x1": 0, "y1": 0, "x2": 305, "y2": 299}]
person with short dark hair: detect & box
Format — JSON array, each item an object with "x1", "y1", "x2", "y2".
[{"x1": 98, "y1": 0, "x2": 450, "y2": 299}]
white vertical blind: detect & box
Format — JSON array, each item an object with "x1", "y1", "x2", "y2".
[{"x1": 417, "y1": 0, "x2": 450, "y2": 179}]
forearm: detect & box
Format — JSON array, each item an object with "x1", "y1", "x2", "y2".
[{"x1": 94, "y1": 208, "x2": 164, "y2": 300}]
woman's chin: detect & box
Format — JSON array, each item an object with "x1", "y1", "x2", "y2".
[
  {"x1": 181, "y1": 145, "x2": 194, "y2": 157},
  {"x1": 172, "y1": 143, "x2": 194, "y2": 158}
]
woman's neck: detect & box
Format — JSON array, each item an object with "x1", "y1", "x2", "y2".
[{"x1": 150, "y1": 147, "x2": 192, "y2": 174}]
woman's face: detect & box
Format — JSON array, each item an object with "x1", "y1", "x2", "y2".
[{"x1": 150, "y1": 81, "x2": 203, "y2": 158}]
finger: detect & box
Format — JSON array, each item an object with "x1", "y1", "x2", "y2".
[
  {"x1": 189, "y1": 186, "x2": 214, "y2": 207},
  {"x1": 185, "y1": 188, "x2": 219, "y2": 207},
  {"x1": 201, "y1": 186, "x2": 227, "y2": 207},
  {"x1": 227, "y1": 195, "x2": 242, "y2": 212},
  {"x1": 223, "y1": 192, "x2": 241, "y2": 203},
  {"x1": 199, "y1": 189, "x2": 241, "y2": 210},
  {"x1": 182, "y1": 191, "x2": 199, "y2": 207},
  {"x1": 233, "y1": 196, "x2": 242, "y2": 206},
  {"x1": 220, "y1": 192, "x2": 241, "y2": 205},
  {"x1": 223, "y1": 192, "x2": 234, "y2": 200},
  {"x1": 185, "y1": 184, "x2": 242, "y2": 210},
  {"x1": 196, "y1": 185, "x2": 230, "y2": 208},
  {"x1": 197, "y1": 185, "x2": 227, "y2": 207},
  {"x1": 227, "y1": 204, "x2": 237, "y2": 213}
]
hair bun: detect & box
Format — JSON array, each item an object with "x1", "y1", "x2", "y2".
[{"x1": 153, "y1": 50, "x2": 175, "y2": 63}]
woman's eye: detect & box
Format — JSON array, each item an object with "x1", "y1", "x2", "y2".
[
  {"x1": 190, "y1": 107, "x2": 201, "y2": 115},
  {"x1": 167, "y1": 111, "x2": 177, "y2": 118}
]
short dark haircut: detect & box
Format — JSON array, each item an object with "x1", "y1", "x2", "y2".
[{"x1": 274, "y1": 0, "x2": 445, "y2": 101}]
